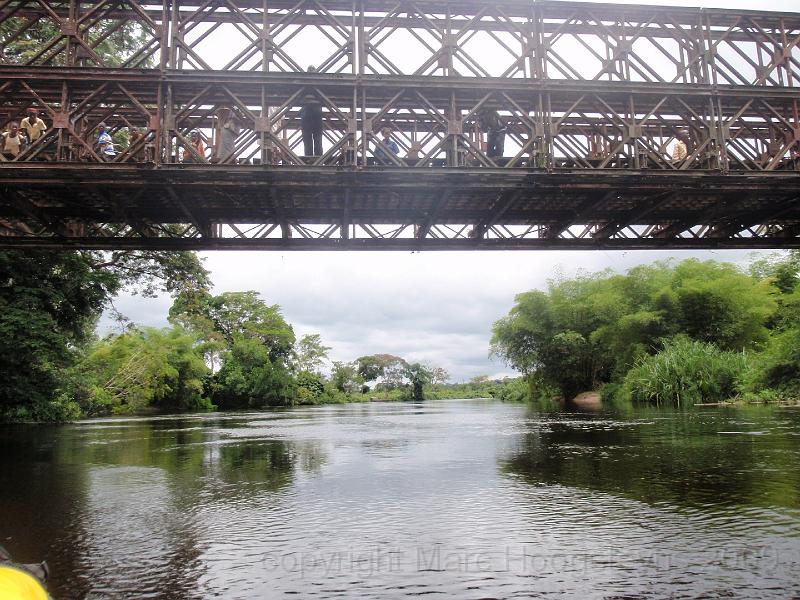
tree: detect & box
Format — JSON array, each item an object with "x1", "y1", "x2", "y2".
[
  {"x1": 168, "y1": 286, "x2": 225, "y2": 371},
  {"x1": 0, "y1": 16, "x2": 155, "y2": 67},
  {"x1": 0, "y1": 251, "x2": 117, "y2": 420},
  {"x1": 356, "y1": 354, "x2": 408, "y2": 388},
  {"x1": 294, "y1": 334, "x2": 331, "y2": 374},
  {"x1": 670, "y1": 260, "x2": 775, "y2": 351},
  {"x1": 491, "y1": 259, "x2": 776, "y2": 400},
  {"x1": 93, "y1": 249, "x2": 210, "y2": 298},
  {"x1": 295, "y1": 371, "x2": 326, "y2": 404},
  {"x1": 430, "y1": 366, "x2": 450, "y2": 385},
  {"x1": 749, "y1": 250, "x2": 800, "y2": 295},
  {"x1": 330, "y1": 361, "x2": 363, "y2": 394},
  {"x1": 0, "y1": 249, "x2": 208, "y2": 421},
  {"x1": 741, "y1": 251, "x2": 800, "y2": 399},
  {"x1": 171, "y1": 290, "x2": 297, "y2": 408},
  {"x1": 173, "y1": 291, "x2": 294, "y2": 359},
  {"x1": 490, "y1": 290, "x2": 555, "y2": 376},
  {"x1": 213, "y1": 337, "x2": 295, "y2": 409},
  {"x1": 404, "y1": 362, "x2": 432, "y2": 401},
  {"x1": 77, "y1": 327, "x2": 211, "y2": 415}
]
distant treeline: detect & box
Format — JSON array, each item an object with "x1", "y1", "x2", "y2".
[
  {"x1": 491, "y1": 253, "x2": 800, "y2": 407},
  {"x1": 0, "y1": 249, "x2": 520, "y2": 422},
  {"x1": 4, "y1": 250, "x2": 797, "y2": 422}
]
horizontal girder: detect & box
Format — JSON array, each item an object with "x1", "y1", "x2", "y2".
[{"x1": 1, "y1": 165, "x2": 799, "y2": 250}]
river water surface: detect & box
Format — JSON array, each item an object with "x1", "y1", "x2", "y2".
[{"x1": 1, "y1": 399, "x2": 799, "y2": 599}]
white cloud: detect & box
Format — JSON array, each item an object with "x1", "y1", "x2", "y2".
[{"x1": 100, "y1": 248, "x2": 776, "y2": 381}]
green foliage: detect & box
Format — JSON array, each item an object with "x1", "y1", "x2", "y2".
[
  {"x1": 491, "y1": 259, "x2": 776, "y2": 401},
  {"x1": 171, "y1": 290, "x2": 294, "y2": 359},
  {"x1": 670, "y1": 260, "x2": 775, "y2": 350},
  {"x1": 0, "y1": 251, "x2": 118, "y2": 421},
  {"x1": 212, "y1": 338, "x2": 295, "y2": 409},
  {"x1": 90, "y1": 249, "x2": 210, "y2": 299},
  {"x1": 295, "y1": 371, "x2": 326, "y2": 405},
  {"x1": 77, "y1": 327, "x2": 211, "y2": 415},
  {"x1": 2, "y1": 396, "x2": 82, "y2": 423},
  {"x1": 0, "y1": 18, "x2": 155, "y2": 66},
  {"x1": 170, "y1": 290, "x2": 297, "y2": 409},
  {"x1": 740, "y1": 328, "x2": 800, "y2": 400},
  {"x1": 491, "y1": 377, "x2": 533, "y2": 403},
  {"x1": 294, "y1": 334, "x2": 331, "y2": 374},
  {"x1": 404, "y1": 363, "x2": 432, "y2": 401},
  {"x1": 616, "y1": 337, "x2": 747, "y2": 407},
  {"x1": 490, "y1": 290, "x2": 554, "y2": 375},
  {"x1": 738, "y1": 251, "x2": 800, "y2": 401},
  {"x1": 330, "y1": 361, "x2": 363, "y2": 394},
  {"x1": 0, "y1": 249, "x2": 209, "y2": 422},
  {"x1": 356, "y1": 354, "x2": 409, "y2": 387},
  {"x1": 749, "y1": 250, "x2": 799, "y2": 295}
]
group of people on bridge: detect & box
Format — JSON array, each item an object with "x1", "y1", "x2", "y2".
[
  {"x1": 2, "y1": 103, "x2": 798, "y2": 170},
  {"x1": 0, "y1": 108, "x2": 47, "y2": 161},
  {"x1": 0, "y1": 103, "x2": 512, "y2": 166}
]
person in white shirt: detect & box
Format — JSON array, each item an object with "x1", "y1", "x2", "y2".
[
  {"x1": 672, "y1": 130, "x2": 689, "y2": 162},
  {"x1": 20, "y1": 108, "x2": 47, "y2": 144},
  {"x1": 96, "y1": 123, "x2": 116, "y2": 161},
  {"x1": 1, "y1": 122, "x2": 25, "y2": 160}
]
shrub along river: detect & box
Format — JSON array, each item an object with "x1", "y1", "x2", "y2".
[{"x1": 1, "y1": 399, "x2": 799, "y2": 598}]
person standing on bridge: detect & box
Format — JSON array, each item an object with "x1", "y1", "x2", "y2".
[
  {"x1": 479, "y1": 108, "x2": 506, "y2": 161},
  {"x1": 672, "y1": 130, "x2": 688, "y2": 163},
  {"x1": 215, "y1": 109, "x2": 240, "y2": 163},
  {"x1": 20, "y1": 108, "x2": 46, "y2": 145},
  {"x1": 374, "y1": 126, "x2": 399, "y2": 165},
  {"x1": 1, "y1": 122, "x2": 25, "y2": 161},
  {"x1": 96, "y1": 123, "x2": 117, "y2": 161},
  {"x1": 300, "y1": 89, "x2": 323, "y2": 158},
  {"x1": 183, "y1": 130, "x2": 206, "y2": 163}
]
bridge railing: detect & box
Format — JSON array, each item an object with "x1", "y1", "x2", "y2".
[
  {"x1": 1, "y1": 72, "x2": 798, "y2": 171},
  {"x1": 1, "y1": 1, "x2": 798, "y2": 170}
]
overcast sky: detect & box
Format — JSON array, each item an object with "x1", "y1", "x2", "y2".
[{"x1": 102, "y1": 0, "x2": 794, "y2": 381}]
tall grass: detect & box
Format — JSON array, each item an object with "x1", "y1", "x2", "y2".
[
  {"x1": 739, "y1": 328, "x2": 800, "y2": 401},
  {"x1": 618, "y1": 337, "x2": 747, "y2": 407}
]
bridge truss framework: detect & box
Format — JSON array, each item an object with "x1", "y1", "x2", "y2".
[{"x1": 0, "y1": 0, "x2": 799, "y2": 250}]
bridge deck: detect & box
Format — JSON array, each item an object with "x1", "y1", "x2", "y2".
[{"x1": 2, "y1": 164, "x2": 799, "y2": 250}]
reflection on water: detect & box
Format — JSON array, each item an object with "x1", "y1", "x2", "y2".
[
  {"x1": 0, "y1": 401, "x2": 799, "y2": 598},
  {"x1": 505, "y1": 405, "x2": 800, "y2": 509}
]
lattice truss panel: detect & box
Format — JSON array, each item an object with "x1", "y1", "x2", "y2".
[
  {"x1": 3, "y1": 1, "x2": 799, "y2": 79},
  {"x1": 0, "y1": 0, "x2": 163, "y2": 67},
  {"x1": 166, "y1": 0, "x2": 357, "y2": 72}
]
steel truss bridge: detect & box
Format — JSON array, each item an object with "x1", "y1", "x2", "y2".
[{"x1": 0, "y1": 0, "x2": 799, "y2": 250}]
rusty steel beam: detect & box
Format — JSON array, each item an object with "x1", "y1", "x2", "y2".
[{"x1": 1, "y1": 236, "x2": 800, "y2": 251}]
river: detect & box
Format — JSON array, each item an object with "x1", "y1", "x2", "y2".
[{"x1": 1, "y1": 399, "x2": 799, "y2": 599}]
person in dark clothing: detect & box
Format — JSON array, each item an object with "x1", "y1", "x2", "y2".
[
  {"x1": 374, "y1": 126, "x2": 399, "y2": 164},
  {"x1": 478, "y1": 108, "x2": 506, "y2": 160},
  {"x1": 300, "y1": 93, "x2": 323, "y2": 157}
]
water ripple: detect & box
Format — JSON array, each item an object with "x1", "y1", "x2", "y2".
[{"x1": 1, "y1": 400, "x2": 799, "y2": 599}]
